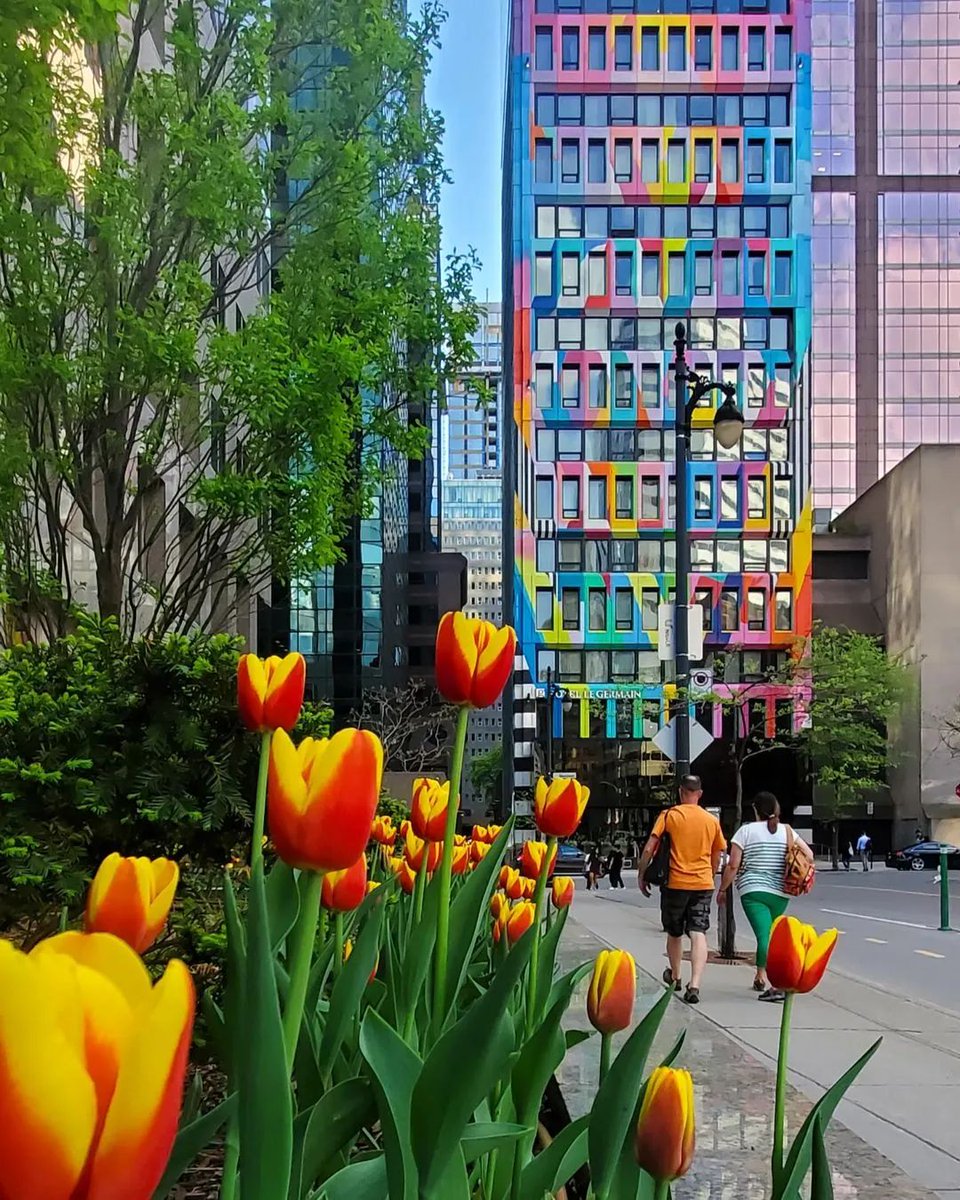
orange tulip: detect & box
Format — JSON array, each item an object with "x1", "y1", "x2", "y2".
[
  {"x1": 535, "y1": 776, "x2": 590, "y2": 838},
  {"x1": 492, "y1": 902, "x2": 511, "y2": 944},
  {"x1": 84, "y1": 854, "x2": 179, "y2": 954},
  {"x1": 0, "y1": 932, "x2": 194, "y2": 1200},
  {"x1": 490, "y1": 892, "x2": 509, "y2": 921},
  {"x1": 454, "y1": 833, "x2": 467, "y2": 846},
  {"x1": 435, "y1": 612, "x2": 516, "y2": 709},
  {"x1": 485, "y1": 824, "x2": 504, "y2": 844},
  {"x1": 766, "y1": 916, "x2": 839, "y2": 994},
  {"x1": 506, "y1": 900, "x2": 536, "y2": 944},
  {"x1": 633, "y1": 1067, "x2": 696, "y2": 1183},
  {"x1": 237, "y1": 652, "x2": 305, "y2": 732},
  {"x1": 471, "y1": 840, "x2": 493, "y2": 864},
  {"x1": 397, "y1": 860, "x2": 418, "y2": 896},
  {"x1": 370, "y1": 815, "x2": 397, "y2": 847},
  {"x1": 552, "y1": 876, "x2": 575, "y2": 909},
  {"x1": 267, "y1": 728, "x2": 383, "y2": 873},
  {"x1": 473, "y1": 825, "x2": 491, "y2": 844},
  {"x1": 520, "y1": 840, "x2": 557, "y2": 880},
  {"x1": 452, "y1": 843, "x2": 471, "y2": 875},
  {"x1": 587, "y1": 949, "x2": 636, "y2": 1034},
  {"x1": 404, "y1": 828, "x2": 442, "y2": 874},
  {"x1": 410, "y1": 778, "x2": 451, "y2": 843},
  {"x1": 500, "y1": 865, "x2": 525, "y2": 900},
  {"x1": 321, "y1": 855, "x2": 368, "y2": 912}
]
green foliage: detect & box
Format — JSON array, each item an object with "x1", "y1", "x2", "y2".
[
  {"x1": 469, "y1": 743, "x2": 504, "y2": 815},
  {"x1": 0, "y1": 615, "x2": 330, "y2": 926},
  {"x1": 377, "y1": 792, "x2": 410, "y2": 827}
]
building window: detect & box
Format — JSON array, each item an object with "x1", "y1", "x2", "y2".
[
  {"x1": 668, "y1": 252, "x2": 685, "y2": 296},
  {"x1": 535, "y1": 364, "x2": 553, "y2": 408},
  {"x1": 720, "y1": 588, "x2": 739, "y2": 632},
  {"x1": 774, "y1": 139, "x2": 792, "y2": 183},
  {"x1": 588, "y1": 26, "x2": 605, "y2": 70},
  {"x1": 641, "y1": 476, "x2": 660, "y2": 519},
  {"x1": 589, "y1": 587, "x2": 606, "y2": 632},
  {"x1": 588, "y1": 139, "x2": 606, "y2": 183},
  {"x1": 558, "y1": 651, "x2": 582, "y2": 683},
  {"x1": 561, "y1": 252, "x2": 580, "y2": 296},
  {"x1": 614, "y1": 27, "x2": 632, "y2": 71},
  {"x1": 775, "y1": 589, "x2": 793, "y2": 632},
  {"x1": 694, "y1": 139, "x2": 712, "y2": 183},
  {"x1": 589, "y1": 364, "x2": 606, "y2": 409},
  {"x1": 721, "y1": 251, "x2": 739, "y2": 295},
  {"x1": 614, "y1": 364, "x2": 633, "y2": 409},
  {"x1": 774, "y1": 252, "x2": 792, "y2": 295},
  {"x1": 561, "y1": 478, "x2": 580, "y2": 519},
  {"x1": 535, "y1": 253, "x2": 552, "y2": 297},
  {"x1": 774, "y1": 366, "x2": 790, "y2": 408},
  {"x1": 615, "y1": 251, "x2": 632, "y2": 296},
  {"x1": 773, "y1": 27, "x2": 792, "y2": 71},
  {"x1": 536, "y1": 477, "x2": 553, "y2": 519},
  {"x1": 747, "y1": 363, "x2": 764, "y2": 407},
  {"x1": 641, "y1": 365, "x2": 659, "y2": 408},
  {"x1": 561, "y1": 365, "x2": 580, "y2": 408},
  {"x1": 561, "y1": 139, "x2": 580, "y2": 183},
  {"x1": 640, "y1": 251, "x2": 660, "y2": 296},
  {"x1": 694, "y1": 28, "x2": 712, "y2": 70},
  {"x1": 747, "y1": 27, "x2": 765, "y2": 71},
  {"x1": 694, "y1": 252, "x2": 713, "y2": 296},
  {"x1": 666, "y1": 139, "x2": 685, "y2": 183},
  {"x1": 667, "y1": 27, "x2": 685, "y2": 71},
  {"x1": 536, "y1": 539, "x2": 555, "y2": 573},
  {"x1": 694, "y1": 587, "x2": 712, "y2": 630},
  {"x1": 640, "y1": 27, "x2": 658, "y2": 70},
  {"x1": 747, "y1": 589, "x2": 766, "y2": 630},
  {"x1": 640, "y1": 139, "x2": 659, "y2": 182},
  {"x1": 747, "y1": 251, "x2": 765, "y2": 296},
  {"x1": 587, "y1": 476, "x2": 607, "y2": 519},
  {"x1": 641, "y1": 588, "x2": 658, "y2": 631},
  {"x1": 616, "y1": 588, "x2": 634, "y2": 632},
  {"x1": 694, "y1": 476, "x2": 712, "y2": 518},
  {"x1": 615, "y1": 476, "x2": 634, "y2": 519},
  {"x1": 720, "y1": 26, "x2": 738, "y2": 70},
  {"x1": 561, "y1": 588, "x2": 579, "y2": 631},
  {"x1": 535, "y1": 27, "x2": 553, "y2": 71},
  {"x1": 720, "y1": 139, "x2": 739, "y2": 183},
  {"x1": 561, "y1": 27, "x2": 579, "y2": 70},
  {"x1": 535, "y1": 139, "x2": 553, "y2": 183},
  {"x1": 587, "y1": 251, "x2": 606, "y2": 297},
  {"x1": 747, "y1": 477, "x2": 767, "y2": 519},
  {"x1": 746, "y1": 139, "x2": 765, "y2": 183},
  {"x1": 614, "y1": 139, "x2": 632, "y2": 183},
  {"x1": 536, "y1": 588, "x2": 553, "y2": 631}
]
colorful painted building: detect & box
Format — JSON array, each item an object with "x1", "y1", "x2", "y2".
[{"x1": 503, "y1": 0, "x2": 813, "y2": 830}]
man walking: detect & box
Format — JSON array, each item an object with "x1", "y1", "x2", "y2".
[
  {"x1": 637, "y1": 775, "x2": 726, "y2": 1006},
  {"x1": 607, "y1": 846, "x2": 625, "y2": 889},
  {"x1": 856, "y1": 831, "x2": 871, "y2": 871}
]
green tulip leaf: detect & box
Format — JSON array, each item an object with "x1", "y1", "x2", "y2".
[
  {"x1": 517, "y1": 1114, "x2": 589, "y2": 1200},
  {"x1": 199, "y1": 993, "x2": 227, "y2": 1070},
  {"x1": 659, "y1": 1030, "x2": 687, "y2": 1069},
  {"x1": 238, "y1": 859, "x2": 293, "y2": 1200},
  {"x1": 513, "y1": 963, "x2": 592, "y2": 1127},
  {"x1": 293, "y1": 1019, "x2": 325, "y2": 1112},
  {"x1": 537, "y1": 904, "x2": 570, "y2": 1013},
  {"x1": 222, "y1": 870, "x2": 246, "y2": 1080},
  {"x1": 398, "y1": 869, "x2": 440, "y2": 1041},
  {"x1": 267, "y1": 860, "x2": 302, "y2": 953},
  {"x1": 566, "y1": 1029, "x2": 593, "y2": 1051},
  {"x1": 359, "y1": 1008, "x2": 422, "y2": 1200},
  {"x1": 152, "y1": 1095, "x2": 235, "y2": 1198},
  {"x1": 291, "y1": 1077, "x2": 377, "y2": 1198},
  {"x1": 460, "y1": 1121, "x2": 530, "y2": 1160},
  {"x1": 316, "y1": 1155, "x2": 388, "y2": 1200},
  {"x1": 318, "y1": 897, "x2": 385, "y2": 1080},
  {"x1": 810, "y1": 1113, "x2": 835, "y2": 1200},
  {"x1": 587, "y1": 985, "x2": 673, "y2": 1199}
]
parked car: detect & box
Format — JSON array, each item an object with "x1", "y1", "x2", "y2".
[{"x1": 886, "y1": 841, "x2": 960, "y2": 871}]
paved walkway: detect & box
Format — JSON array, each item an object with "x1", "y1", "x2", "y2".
[{"x1": 561, "y1": 893, "x2": 960, "y2": 1199}]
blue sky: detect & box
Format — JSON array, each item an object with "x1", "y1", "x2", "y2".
[{"x1": 426, "y1": 0, "x2": 506, "y2": 301}]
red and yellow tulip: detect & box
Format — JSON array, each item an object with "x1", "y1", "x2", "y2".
[
  {"x1": 397, "y1": 860, "x2": 418, "y2": 896},
  {"x1": 534, "y1": 776, "x2": 590, "y2": 838},
  {"x1": 84, "y1": 854, "x2": 179, "y2": 955},
  {"x1": 0, "y1": 931, "x2": 194, "y2": 1200},
  {"x1": 499, "y1": 865, "x2": 525, "y2": 900},
  {"x1": 410, "y1": 778, "x2": 451, "y2": 843},
  {"x1": 452, "y1": 843, "x2": 471, "y2": 875},
  {"x1": 321, "y1": 854, "x2": 368, "y2": 912},
  {"x1": 370, "y1": 815, "x2": 397, "y2": 847},
  {"x1": 435, "y1": 612, "x2": 516, "y2": 709},
  {"x1": 237, "y1": 652, "x2": 306, "y2": 732},
  {"x1": 587, "y1": 949, "x2": 636, "y2": 1034},
  {"x1": 766, "y1": 915, "x2": 839, "y2": 994},
  {"x1": 403, "y1": 828, "x2": 441, "y2": 875},
  {"x1": 492, "y1": 902, "x2": 511, "y2": 944},
  {"x1": 520, "y1": 840, "x2": 557, "y2": 880},
  {"x1": 552, "y1": 876, "x2": 575, "y2": 909},
  {"x1": 490, "y1": 892, "x2": 509, "y2": 922},
  {"x1": 267, "y1": 728, "x2": 383, "y2": 873},
  {"x1": 506, "y1": 900, "x2": 536, "y2": 944},
  {"x1": 633, "y1": 1067, "x2": 696, "y2": 1183},
  {"x1": 471, "y1": 840, "x2": 493, "y2": 864}
]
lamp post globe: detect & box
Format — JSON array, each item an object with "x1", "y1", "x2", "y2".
[{"x1": 713, "y1": 394, "x2": 745, "y2": 450}]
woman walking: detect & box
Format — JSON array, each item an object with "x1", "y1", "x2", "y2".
[
  {"x1": 585, "y1": 845, "x2": 603, "y2": 891},
  {"x1": 717, "y1": 792, "x2": 812, "y2": 1001}
]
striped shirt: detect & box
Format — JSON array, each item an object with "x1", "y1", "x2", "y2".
[{"x1": 731, "y1": 821, "x2": 788, "y2": 897}]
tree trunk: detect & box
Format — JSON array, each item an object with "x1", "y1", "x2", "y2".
[{"x1": 831, "y1": 820, "x2": 840, "y2": 871}]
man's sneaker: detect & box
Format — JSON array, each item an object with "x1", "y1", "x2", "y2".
[
  {"x1": 662, "y1": 968, "x2": 681, "y2": 992},
  {"x1": 758, "y1": 988, "x2": 786, "y2": 1003},
  {"x1": 683, "y1": 985, "x2": 700, "y2": 1005}
]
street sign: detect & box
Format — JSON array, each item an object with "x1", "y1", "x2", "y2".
[
  {"x1": 657, "y1": 604, "x2": 705, "y2": 662},
  {"x1": 651, "y1": 716, "x2": 714, "y2": 765}
]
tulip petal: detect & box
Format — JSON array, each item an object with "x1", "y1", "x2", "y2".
[
  {"x1": 798, "y1": 928, "x2": 838, "y2": 993},
  {"x1": 35, "y1": 932, "x2": 153, "y2": 1013},
  {"x1": 435, "y1": 612, "x2": 479, "y2": 706},
  {"x1": 634, "y1": 1067, "x2": 695, "y2": 1183},
  {"x1": 472, "y1": 624, "x2": 516, "y2": 708},
  {"x1": 85, "y1": 857, "x2": 151, "y2": 952},
  {"x1": 766, "y1": 916, "x2": 806, "y2": 992},
  {"x1": 262, "y1": 653, "x2": 306, "y2": 731},
  {"x1": 236, "y1": 655, "x2": 268, "y2": 730}
]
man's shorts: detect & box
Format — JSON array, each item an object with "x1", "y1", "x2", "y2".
[{"x1": 660, "y1": 887, "x2": 713, "y2": 937}]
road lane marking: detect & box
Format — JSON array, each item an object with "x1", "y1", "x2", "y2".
[
  {"x1": 819, "y1": 907, "x2": 930, "y2": 930},
  {"x1": 865, "y1": 937, "x2": 887, "y2": 944},
  {"x1": 915, "y1": 950, "x2": 945, "y2": 959},
  {"x1": 821, "y1": 884, "x2": 960, "y2": 899}
]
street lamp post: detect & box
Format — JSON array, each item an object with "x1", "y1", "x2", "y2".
[
  {"x1": 671, "y1": 321, "x2": 745, "y2": 779},
  {"x1": 544, "y1": 665, "x2": 560, "y2": 784}
]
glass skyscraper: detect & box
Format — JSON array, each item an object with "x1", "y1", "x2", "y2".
[{"x1": 503, "y1": 0, "x2": 813, "y2": 826}]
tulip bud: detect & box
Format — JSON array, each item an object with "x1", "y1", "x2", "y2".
[
  {"x1": 370, "y1": 815, "x2": 397, "y2": 847},
  {"x1": 237, "y1": 652, "x2": 306, "y2": 732},
  {"x1": 506, "y1": 900, "x2": 536, "y2": 944},
  {"x1": 397, "y1": 860, "x2": 418, "y2": 895},
  {"x1": 587, "y1": 949, "x2": 636, "y2": 1034},
  {"x1": 452, "y1": 843, "x2": 471, "y2": 875},
  {"x1": 492, "y1": 902, "x2": 511, "y2": 943},
  {"x1": 500, "y1": 865, "x2": 525, "y2": 900},
  {"x1": 535, "y1": 776, "x2": 590, "y2": 839},
  {"x1": 766, "y1": 915, "x2": 839, "y2": 994},
  {"x1": 321, "y1": 855, "x2": 368, "y2": 912},
  {"x1": 633, "y1": 1067, "x2": 696, "y2": 1183},
  {"x1": 552, "y1": 876, "x2": 575, "y2": 909},
  {"x1": 404, "y1": 828, "x2": 441, "y2": 874},
  {"x1": 490, "y1": 892, "x2": 508, "y2": 921},
  {"x1": 366, "y1": 879, "x2": 381, "y2": 894},
  {"x1": 410, "y1": 778, "x2": 451, "y2": 843},
  {"x1": 471, "y1": 840, "x2": 493, "y2": 864},
  {"x1": 435, "y1": 612, "x2": 516, "y2": 709},
  {"x1": 85, "y1": 854, "x2": 179, "y2": 954},
  {"x1": 520, "y1": 839, "x2": 557, "y2": 880}
]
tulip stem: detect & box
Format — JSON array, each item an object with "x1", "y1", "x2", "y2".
[
  {"x1": 525, "y1": 835, "x2": 557, "y2": 1036},
  {"x1": 283, "y1": 870, "x2": 323, "y2": 1069},
  {"x1": 599, "y1": 1032, "x2": 612, "y2": 1083},
  {"x1": 334, "y1": 912, "x2": 344, "y2": 977},
  {"x1": 654, "y1": 1183, "x2": 670, "y2": 1200},
  {"x1": 772, "y1": 990, "x2": 795, "y2": 1183},
  {"x1": 432, "y1": 703, "x2": 470, "y2": 1036},
  {"x1": 414, "y1": 859, "x2": 427, "y2": 925},
  {"x1": 251, "y1": 729, "x2": 270, "y2": 870}
]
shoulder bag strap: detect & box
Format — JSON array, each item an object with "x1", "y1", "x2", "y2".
[{"x1": 785, "y1": 823, "x2": 794, "y2": 853}]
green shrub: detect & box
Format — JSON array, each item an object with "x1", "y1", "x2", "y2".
[{"x1": 0, "y1": 614, "x2": 330, "y2": 928}]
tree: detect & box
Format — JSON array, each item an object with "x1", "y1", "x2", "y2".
[
  {"x1": 798, "y1": 627, "x2": 911, "y2": 868},
  {"x1": 0, "y1": 0, "x2": 477, "y2": 642},
  {"x1": 351, "y1": 679, "x2": 458, "y2": 773},
  {"x1": 469, "y1": 742, "x2": 503, "y2": 817}
]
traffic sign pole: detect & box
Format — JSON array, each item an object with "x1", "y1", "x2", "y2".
[{"x1": 940, "y1": 848, "x2": 950, "y2": 932}]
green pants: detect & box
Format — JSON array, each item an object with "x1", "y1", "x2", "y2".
[{"x1": 740, "y1": 891, "x2": 789, "y2": 969}]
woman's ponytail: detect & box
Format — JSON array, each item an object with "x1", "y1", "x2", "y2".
[{"x1": 753, "y1": 791, "x2": 780, "y2": 833}]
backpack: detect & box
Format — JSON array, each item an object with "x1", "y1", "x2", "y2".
[
  {"x1": 645, "y1": 810, "x2": 675, "y2": 888},
  {"x1": 783, "y1": 824, "x2": 815, "y2": 896}
]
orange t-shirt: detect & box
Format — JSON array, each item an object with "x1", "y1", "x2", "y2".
[{"x1": 652, "y1": 805, "x2": 726, "y2": 891}]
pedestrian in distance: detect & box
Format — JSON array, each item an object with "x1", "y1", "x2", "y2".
[
  {"x1": 585, "y1": 845, "x2": 603, "y2": 891},
  {"x1": 717, "y1": 792, "x2": 813, "y2": 1002},
  {"x1": 856, "y1": 830, "x2": 871, "y2": 871},
  {"x1": 841, "y1": 840, "x2": 852, "y2": 871},
  {"x1": 637, "y1": 774, "x2": 726, "y2": 1006},
  {"x1": 607, "y1": 845, "x2": 625, "y2": 889}
]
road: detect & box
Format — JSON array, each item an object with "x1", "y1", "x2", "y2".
[{"x1": 593, "y1": 866, "x2": 960, "y2": 1015}]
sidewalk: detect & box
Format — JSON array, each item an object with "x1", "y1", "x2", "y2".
[{"x1": 561, "y1": 895, "x2": 960, "y2": 1199}]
